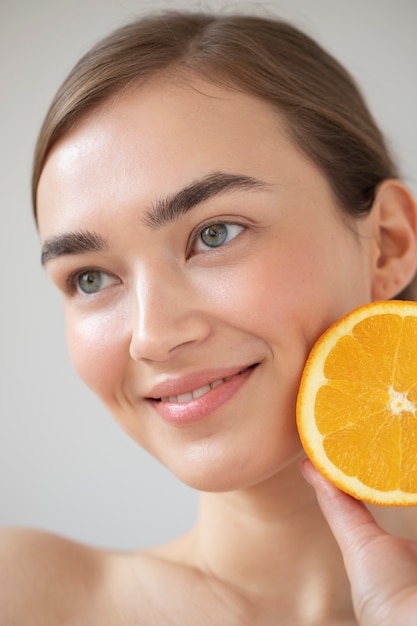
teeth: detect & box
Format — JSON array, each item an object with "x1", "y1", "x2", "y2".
[
  {"x1": 161, "y1": 377, "x2": 227, "y2": 403},
  {"x1": 192, "y1": 384, "x2": 211, "y2": 400},
  {"x1": 158, "y1": 366, "x2": 254, "y2": 403},
  {"x1": 175, "y1": 392, "x2": 194, "y2": 403}
]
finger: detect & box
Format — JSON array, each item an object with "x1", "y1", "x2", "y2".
[
  {"x1": 300, "y1": 459, "x2": 384, "y2": 556},
  {"x1": 302, "y1": 460, "x2": 417, "y2": 625}
]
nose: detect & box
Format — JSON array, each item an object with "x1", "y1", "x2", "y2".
[{"x1": 129, "y1": 266, "x2": 211, "y2": 362}]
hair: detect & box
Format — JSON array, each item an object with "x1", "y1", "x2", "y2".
[{"x1": 32, "y1": 11, "x2": 415, "y2": 299}]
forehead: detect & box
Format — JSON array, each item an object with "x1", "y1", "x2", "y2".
[
  {"x1": 36, "y1": 76, "x2": 328, "y2": 238},
  {"x1": 41, "y1": 75, "x2": 292, "y2": 175}
]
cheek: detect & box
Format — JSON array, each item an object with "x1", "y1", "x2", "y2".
[
  {"x1": 65, "y1": 308, "x2": 129, "y2": 401},
  {"x1": 199, "y1": 245, "x2": 320, "y2": 335},
  {"x1": 201, "y1": 234, "x2": 369, "y2": 354}
]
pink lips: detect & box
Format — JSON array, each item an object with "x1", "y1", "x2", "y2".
[{"x1": 147, "y1": 364, "x2": 257, "y2": 426}]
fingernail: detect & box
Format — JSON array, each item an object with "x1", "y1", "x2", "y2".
[{"x1": 300, "y1": 459, "x2": 314, "y2": 485}]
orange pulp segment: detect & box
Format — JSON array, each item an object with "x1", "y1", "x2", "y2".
[{"x1": 296, "y1": 300, "x2": 417, "y2": 505}]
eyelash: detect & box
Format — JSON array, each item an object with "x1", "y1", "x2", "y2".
[
  {"x1": 189, "y1": 220, "x2": 245, "y2": 255},
  {"x1": 66, "y1": 268, "x2": 119, "y2": 296},
  {"x1": 64, "y1": 220, "x2": 246, "y2": 295}
]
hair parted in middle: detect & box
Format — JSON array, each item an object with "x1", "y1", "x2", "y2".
[
  {"x1": 33, "y1": 11, "x2": 415, "y2": 298},
  {"x1": 32, "y1": 12, "x2": 397, "y2": 217}
]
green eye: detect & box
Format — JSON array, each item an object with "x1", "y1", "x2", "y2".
[
  {"x1": 200, "y1": 224, "x2": 228, "y2": 248},
  {"x1": 71, "y1": 269, "x2": 119, "y2": 295},
  {"x1": 196, "y1": 223, "x2": 244, "y2": 252},
  {"x1": 77, "y1": 270, "x2": 103, "y2": 294}
]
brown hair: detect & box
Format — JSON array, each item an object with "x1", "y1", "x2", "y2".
[{"x1": 32, "y1": 11, "x2": 415, "y2": 299}]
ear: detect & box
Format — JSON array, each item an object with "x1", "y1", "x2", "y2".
[{"x1": 371, "y1": 180, "x2": 417, "y2": 300}]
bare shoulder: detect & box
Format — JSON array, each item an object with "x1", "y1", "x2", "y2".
[
  {"x1": 0, "y1": 528, "x2": 252, "y2": 625},
  {"x1": 0, "y1": 527, "x2": 111, "y2": 624},
  {"x1": 0, "y1": 528, "x2": 204, "y2": 625}
]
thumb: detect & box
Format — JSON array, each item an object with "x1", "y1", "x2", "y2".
[
  {"x1": 300, "y1": 459, "x2": 385, "y2": 564},
  {"x1": 301, "y1": 460, "x2": 417, "y2": 626}
]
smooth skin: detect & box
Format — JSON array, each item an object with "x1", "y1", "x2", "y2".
[{"x1": 3, "y1": 76, "x2": 417, "y2": 625}]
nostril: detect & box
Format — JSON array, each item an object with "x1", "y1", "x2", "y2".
[{"x1": 129, "y1": 315, "x2": 212, "y2": 363}]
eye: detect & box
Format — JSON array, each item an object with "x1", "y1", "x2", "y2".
[
  {"x1": 194, "y1": 222, "x2": 244, "y2": 253},
  {"x1": 69, "y1": 269, "x2": 119, "y2": 295}
]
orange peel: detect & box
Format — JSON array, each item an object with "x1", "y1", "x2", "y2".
[{"x1": 296, "y1": 300, "x2": 417, "y2": 505}]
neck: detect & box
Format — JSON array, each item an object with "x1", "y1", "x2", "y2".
[{"x1": 190, "y1": 459, "x2": 354, "y2": 622}]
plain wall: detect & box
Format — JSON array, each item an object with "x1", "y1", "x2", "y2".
[{"x1": 1, "y1": 0, "x2": 416, "y2": 550}]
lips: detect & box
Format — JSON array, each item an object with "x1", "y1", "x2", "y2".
[
  {"x1": 148, "y1": 364, "x2": 256, "y2": 402},
  {"x1": 160, "y1": 369, "x2": 249, "y2": 403},
  {"x1": 147, "y1": 364, "x2": 258, "y2": 425}
]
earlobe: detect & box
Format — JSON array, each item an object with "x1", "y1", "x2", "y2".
[{"x1": 371, "y1": 180, "x2": 417, "y2": 300}]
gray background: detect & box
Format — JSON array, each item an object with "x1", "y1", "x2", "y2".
[{"x1": 1, "y1": 0, "x2": 416, "y2": 550}]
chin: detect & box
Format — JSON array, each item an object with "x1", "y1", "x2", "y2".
[{"x1": 159, "y1": 440, "x2": 305, "y2": 493}]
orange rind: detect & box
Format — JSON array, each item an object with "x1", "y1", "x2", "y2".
[{"x1": 296, "y1": 300, "x2": 417, "y2": 506}]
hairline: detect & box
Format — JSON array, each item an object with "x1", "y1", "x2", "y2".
[{"x1": 34, "y1": 65, "x2": 345, "y2": 221}]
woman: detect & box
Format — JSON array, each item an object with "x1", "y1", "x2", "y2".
[{"x1": 2, "y1": 12, "x2": 417, "y2": 624}]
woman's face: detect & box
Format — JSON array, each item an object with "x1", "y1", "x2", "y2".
[{"x1": 37, "y1": 77, "x2": 376, "y2": 491}]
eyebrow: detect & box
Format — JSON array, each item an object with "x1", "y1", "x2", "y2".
[
  {"x1": 40, "y1": 171, "x2": 268, "y2": 265},
  {"x1": 41, "y1": 230, "x2": 107, "y2": 266},
  {"x1": 143, "y1": 171, "x2": 268, "y2": 228}
]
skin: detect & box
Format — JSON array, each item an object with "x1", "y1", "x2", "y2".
[
  {"x1": 2, "y1": 76, "x2": 417, "y2": 625},
  {"x1": 37, "y1": 77, "x2": 376, "y2": 493}
]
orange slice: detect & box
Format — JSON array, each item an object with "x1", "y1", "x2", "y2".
[{"x1": 296, "y1": 300, "x2": 417, "y2": 505}]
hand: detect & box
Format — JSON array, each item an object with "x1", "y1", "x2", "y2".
[{"x1": 301, "y1": 459, "x2": 417, "y2": 626}]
